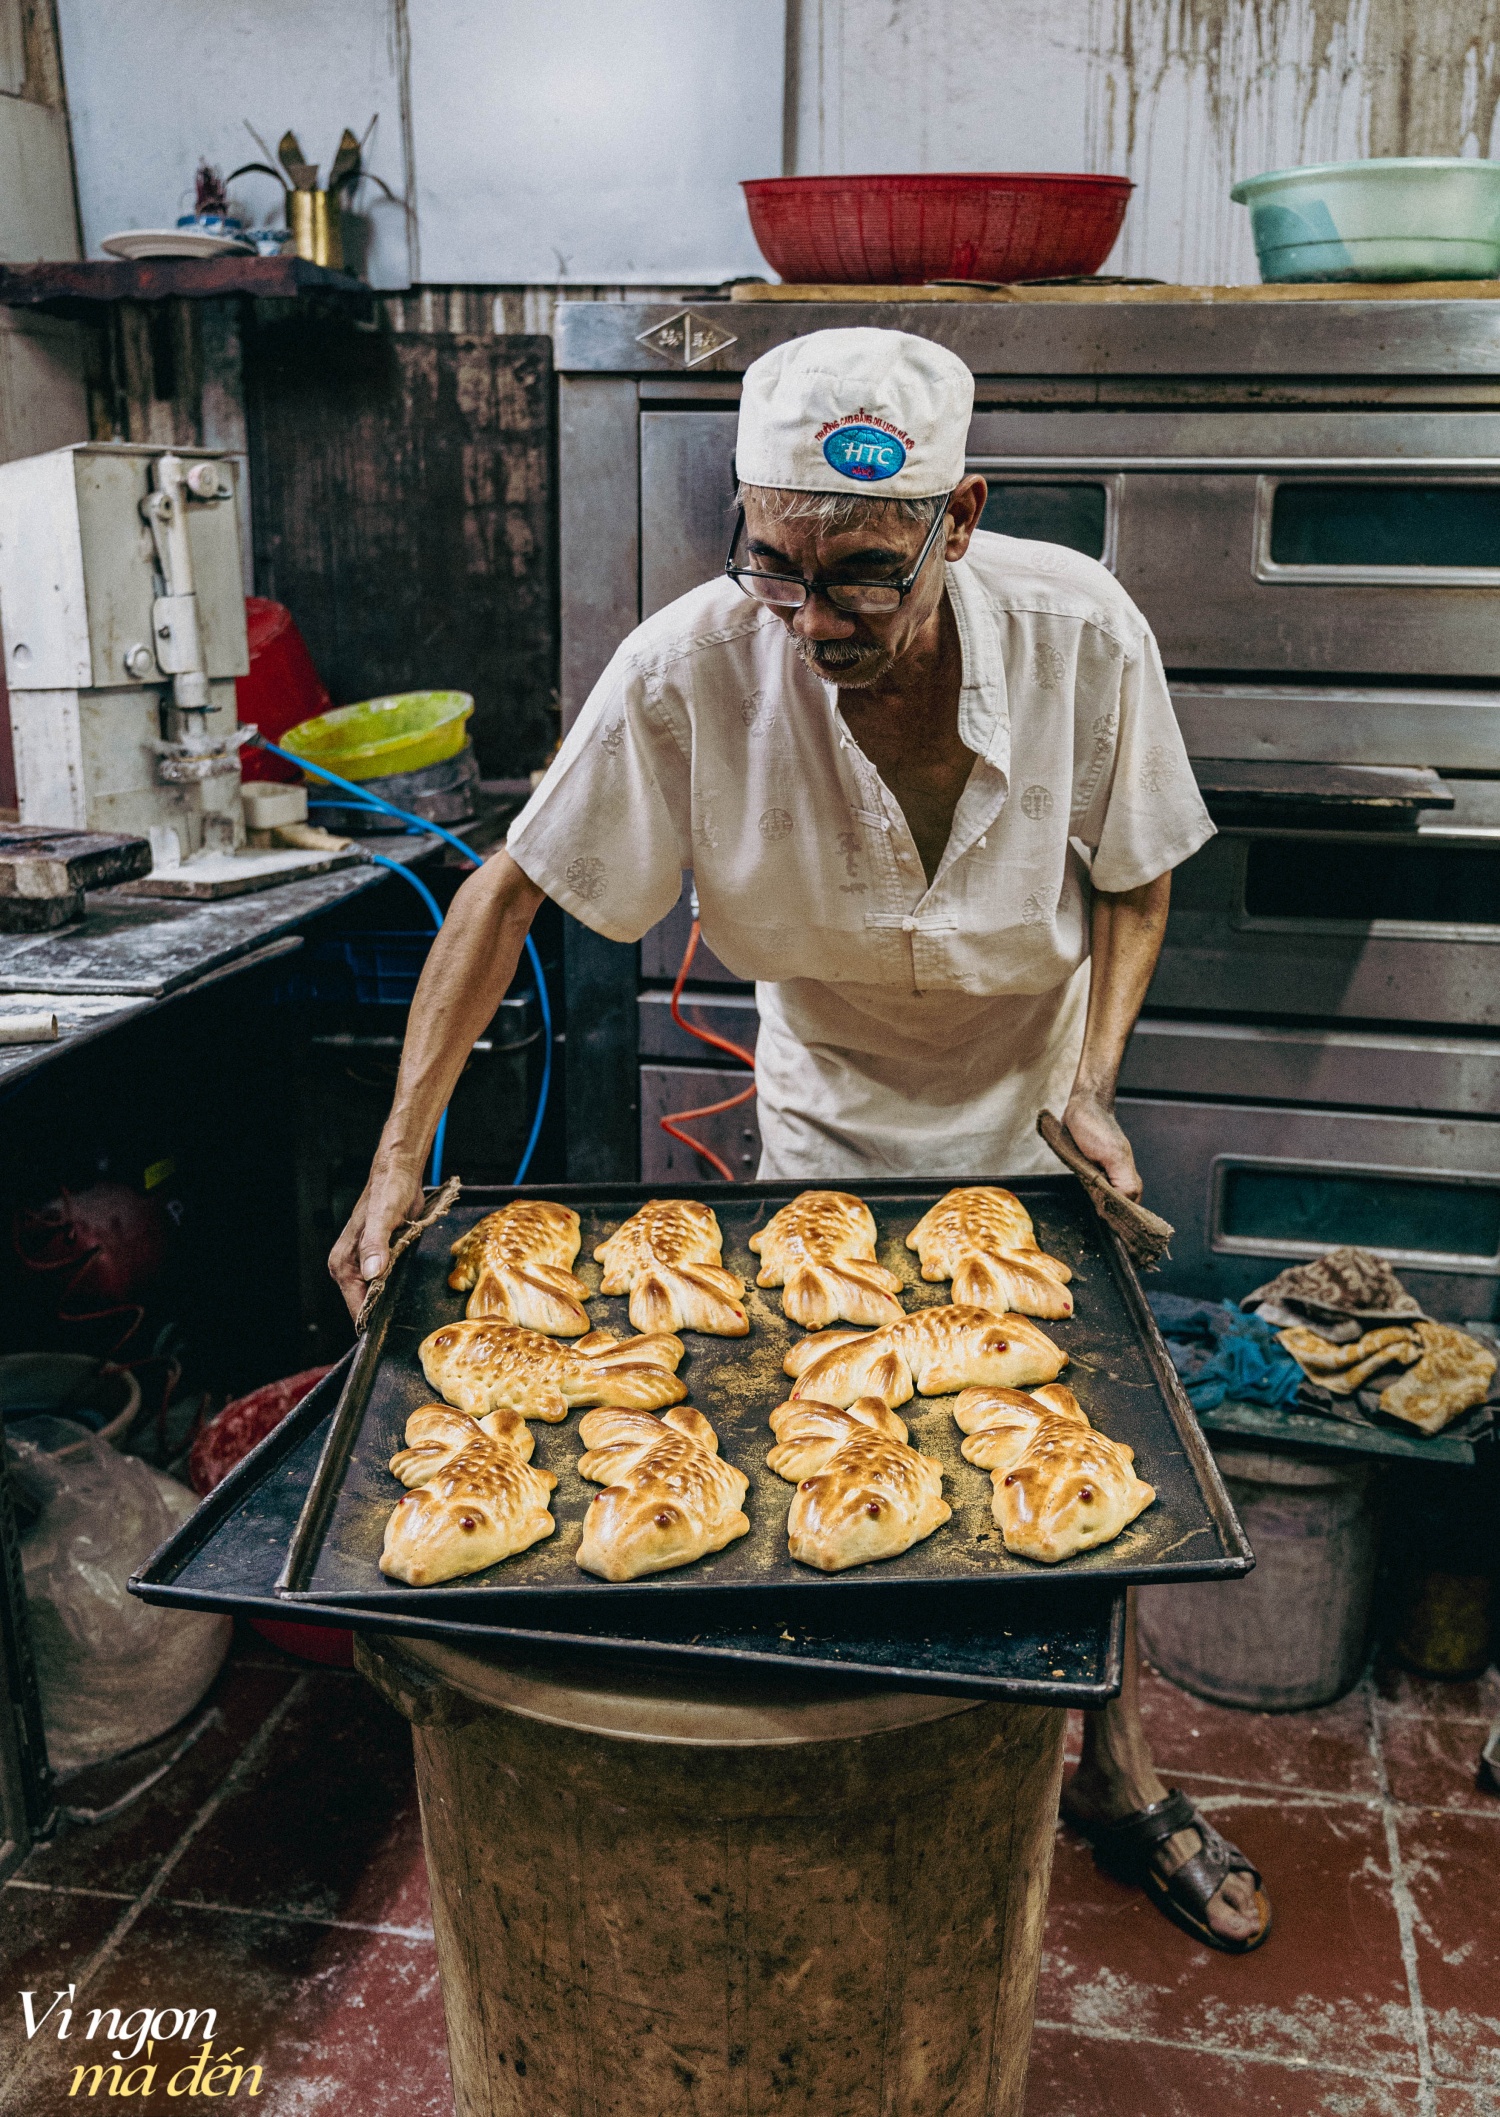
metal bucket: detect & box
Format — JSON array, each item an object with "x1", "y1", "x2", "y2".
[{"x1": 1138, "y1": 1442, "x2": 1381, "y2": 1710}]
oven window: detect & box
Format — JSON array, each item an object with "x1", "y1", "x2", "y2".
[
  {"x1": 1244, "y1": 840, "x2": 1500, "y2": 925},
  {"x1": 1220, "y1": 1166, "x2": 1500, "y2": 1263},
  {"x1": 1269, "y1": 483, "x2": 1500, "y2": 569},
  {"x1": 980, "y1": 482, "x2": 1108, "y2": 560}
]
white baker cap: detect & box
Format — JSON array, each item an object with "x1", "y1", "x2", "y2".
[{"x1": 737, "y1": 327, "x2": 974, "y2": 497}]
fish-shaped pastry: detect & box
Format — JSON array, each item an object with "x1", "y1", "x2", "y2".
[
  {"x1": 906, "y1": 1187, "x2": 1073, "y2": 1321},
  {"x1": 447, "y1": 1201, "x2": 592, "y2": 1334},
  {"x1": 748, "y1": 1190, "x2": 905, "y2": 1328},
  {"x1": 574, "y1": 1404, "x2": 750, "y2": 1581},
  {"x1": 594, "y1": 1199, "x2": 748, "y2": 1336},
  {"x1": 380, "y1": 1403, "x2": 557, "y2": 1584},
  {"x1": 783, "y1": 1305, "x2": 1067, "y2": 1409},
  {"x1": 953, "y1": 1383, "x2": 1155, "y2": 1563},
  {"x1": 419, "y1": 1321, "x2": 687, "y2": 1422},
  {"x1": 767, "y1": 1395, "x2": 949, "y2": 1571}
]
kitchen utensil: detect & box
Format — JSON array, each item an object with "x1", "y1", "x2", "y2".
[
  {"x1": 132, "y1": 1357, "x2": 1127, "y2": 1700},
  {"x1": 277, "y1": 1177, "x2": 1248, "y2": 1616},
  {"x1": 279, "y1": 690, "x2": 474, "y2": 783},
  {"x1": 741, "y1": 173, "x2": 1132, "y2": 285},
  {"x1": 100, "y1": 229, "x2": 256, "y2": 260},
  {"x1": 1231, "y1": 157, "x2": 1500, "y2": 282},
  {"x1": 1038, "y1": 1111, "x2": 1174, "y2": 1268}
]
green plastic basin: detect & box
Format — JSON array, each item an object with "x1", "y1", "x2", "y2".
[
  {"x1": 280, "y1": 690, "x2": 474, "y2": 783},
  {"x1": 1231, "y1": 157, "x2": 1500, "y2": 283}
]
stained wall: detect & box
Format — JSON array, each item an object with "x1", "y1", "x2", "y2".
[{"x1": 788, "y1": 0, "x2": 1500, "y2": 284}]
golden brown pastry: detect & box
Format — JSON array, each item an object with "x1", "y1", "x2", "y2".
[
  {"x1": 747, "y1": 1191, "x2": 905, "y2": 1328},
  {"x1": 952, "y1": 1382, "x2": 1154, "y2": 1563},
  {"x1": 594, "y1": 1199, "x2": 748, "y2": 1336},
  {"x1": 1277, "y1": 1323, "x2": 1422, "y2": 1394},
  {"x1": 419, "y1": 1321, "x2": 687, "y2": 1422},
  {"x1": 783, "y1": 1304, "x2": 1067, "y2": 1409},
  {"x1": 380, "y1": 1404, "x2": 557, "y2": 1584},
  {"x1": 1378, "y1": 1322, "x2": 1497, "y2": 1435},
  {"x1": 575, "y1": 1404, "x2": 750, "y2": 1581},
  {"x1": 447, "y1": 1201, "x2": 592, "y2": 1335},
  {"x1": 767, "y1": 1395, "x2": 950, "y2": 1570},
  {"x1": 906, "y1": 1187, "x2": 1073, "y2": 1320}
]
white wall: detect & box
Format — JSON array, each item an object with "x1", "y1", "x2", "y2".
[
  {"x1": 58, "y1": 0, "x2": 783, "y2": 290},
  {"x1": 57, "y1": 0, "x2": 416, "y2": 288},
  {"x1": 789, "y1": 0, "x2": 1500, "y2": 286},
  {"x1": 408, "y1": 0, "x2": 781, "y2": 282},
  {"x1": 56, "y1": 0, "x2": 1500, "y2": 295}
]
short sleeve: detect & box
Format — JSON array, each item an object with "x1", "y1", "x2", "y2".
[
  {"x1": 506, "y1": 645, "x2": 692, "y2": 942},
  {"x1": 1086, "y1": 627, "x2": 1215, "y2": 892}
]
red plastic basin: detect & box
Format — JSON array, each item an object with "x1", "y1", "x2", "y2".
[{"x1": 741, "y1": 173, "x2": 1132, "y2": 286}]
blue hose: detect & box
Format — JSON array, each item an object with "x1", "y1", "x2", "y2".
[{"x1": 259, "y1": 737, "x2": 552, "y2": 1187}]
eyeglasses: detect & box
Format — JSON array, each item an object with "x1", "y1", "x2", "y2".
[{"x1": 724, "y1": 495, "x2": 953, "y2": 616}]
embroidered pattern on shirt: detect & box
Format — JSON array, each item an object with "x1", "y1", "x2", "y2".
[
  {"x1": 1071, "y1": 709, "x2": 1118, "y2": 823},
  {"x1": 1033, "y1": 642, "x2": 1068, "y2": 692},
  {"x1": 1020, "y1": 891, "x2": 1047, "y2": 925},
  {"x1": 566, "y1": 855, "x2": 606, "y2": 902},
  {"x1": 740, "y1": 690, "x2": 765, "y2": 732},
  {"x1": 1141, "y1": 742, "x2": 1172, "y2": 795},
  {"x1": 600, "y1": 717, "x2": 626, "y2": 757},
  {"x1": 1020, "y1": 784, "x2": 1055, "y2": 820},
  {"x1": 759, "y1": 807, "x2": 794, "y2": 841}
]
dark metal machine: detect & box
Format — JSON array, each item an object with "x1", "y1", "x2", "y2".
[{"x1": 556, "y1": 295, "x2": 1500, "y2": 1322}]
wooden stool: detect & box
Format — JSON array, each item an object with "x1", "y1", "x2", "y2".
[{"x1": 358, "y1": 1635, "x2": 1065, "y2": 2117}]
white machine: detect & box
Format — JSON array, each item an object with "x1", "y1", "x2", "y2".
[{"x1": 0, "y1": 441, "x2": 340, "y2": 894}]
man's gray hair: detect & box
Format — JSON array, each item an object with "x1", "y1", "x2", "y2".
[{"x1": 737, "y1": 482, "x2": 944, "y2": 532}]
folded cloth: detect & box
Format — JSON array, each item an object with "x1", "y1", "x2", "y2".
[
  {"x1": 1149, "y1": 1294, "x2": 1305, "y2": 1412},
  {"x1": 1242, "y1": 1247, "x2": 1424, "y2": 1344},
  {"x1": 1378, "y1": 1322, "x2": 1498, "y2": 1436},
  {"x1": 1277, "y1": 1323, "x2": 1423, "y2": 1394}
]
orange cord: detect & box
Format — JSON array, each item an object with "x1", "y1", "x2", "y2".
[{"x1": 659, "y1": 919, "x2": 757, "y2": 1182}]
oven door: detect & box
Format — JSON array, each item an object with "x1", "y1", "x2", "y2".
[
  {"x1": 1121, "y1": 1096, "x2": 1500, "y2": 1320},
  {"x1": 967, "y1": 408, "x2": 1500, "y2": 679}
]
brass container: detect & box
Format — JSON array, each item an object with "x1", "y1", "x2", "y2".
[{"x1": 288, "y1": 188, "x2": 343, "y2": 270}]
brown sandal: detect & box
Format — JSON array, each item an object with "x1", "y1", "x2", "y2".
[{"x1": 1075, "y1": 1788, "x2": 1272, "y2": 1954}]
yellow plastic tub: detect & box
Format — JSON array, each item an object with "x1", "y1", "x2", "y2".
[{"x1": 281, "y1": 691, "x2": 473, "y2": 783}]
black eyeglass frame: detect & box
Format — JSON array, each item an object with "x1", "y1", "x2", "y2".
[{"x1": 723, "y1": 493, "x2": 954, "y2": 615}]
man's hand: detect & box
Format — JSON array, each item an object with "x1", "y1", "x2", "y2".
[
  {"x1": 1062, "y1": 1091, "x2": 1142, "y2": 1201},
  {"x1": 329, "y1": 1153, "x2": 428, "y2": 1319},
  {"x1": 324, "y1": 851, "x2": 547, "y2": 1324}
]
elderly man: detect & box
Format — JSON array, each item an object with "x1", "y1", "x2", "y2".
[{"x1": 333, "y1": 327, "x2": 1270, "y2": 1952}]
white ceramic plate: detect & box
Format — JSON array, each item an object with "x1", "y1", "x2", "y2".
[{"x1": 100, "y1": 229, "x2": 258, "y2": 261}]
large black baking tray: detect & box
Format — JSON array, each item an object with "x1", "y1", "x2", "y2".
[
  {"x1": 278, "y1": 1178, "x2": 1250, "y2": 1616},
  {"x1": 130, "y1": 1360, "x2": 1127, "y2": 1702}
]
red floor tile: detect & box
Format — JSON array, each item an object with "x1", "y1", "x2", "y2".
[
  {"x1": 1374, "y1": 1663, "x2": 1500, "y2": 1726},
  {"x1": 1133, "y1": 1658, "x2": 1381, "y2": 1799},
  {"x1": 1433, "y1": 2089, "x2": 1500, "y2": 2116},
  {"x1": 15, "y1": 1662, "x2": 299, "y2": 1901},
  {"x1": 0, "y1": 1902, "x2": 451, "y2": 2117},
  {"x1": 1380, "y1": 1707, "x2": 1500, "y2": 1815},
  {"x1": 1024, "y1": 2022, "x2": 1424, "y2": 2116},
  {"x1": 165, "y1": 1669, "x2": 424, "y2": 1928},
  {"x1": 1041, "y1": 1782, "x2": 1418, "y2": 2077},
  {"x1": 1394, "y1": 1806, "x2": 1500, "y2": 2086},
  {"x1": 0, "y1": 1888, "x2": 128, "y2": 2082}
]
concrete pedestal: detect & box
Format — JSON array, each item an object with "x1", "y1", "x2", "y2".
[{"x1": 358, "y1": 1635, "x2": 1066, "y2": 2117}]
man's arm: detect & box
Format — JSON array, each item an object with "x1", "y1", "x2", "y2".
[
  {"x1": 1061, "y1": 870, "x2": 1171, "y2": 1203},
  {"x1": 329, "y1": 848, "x2": 545, "y2": 1317}
]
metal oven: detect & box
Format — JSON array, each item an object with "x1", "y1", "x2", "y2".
[{"x1": 556, "y1": 297, "x2": 1500, "y2": 1321}]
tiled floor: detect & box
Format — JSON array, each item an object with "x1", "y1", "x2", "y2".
[{"x1": 1, "y1": 1629, "x2": 1496, "y2": 2116}]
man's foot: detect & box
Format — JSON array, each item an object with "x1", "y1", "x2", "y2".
[{"x1": 1063, "y1": 1769, "x2": 1268, "y2": 1947}]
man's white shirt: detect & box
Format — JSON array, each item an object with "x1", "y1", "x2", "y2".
[{"x1": 508, "y1": 529, "x2": 1214, "y2": 1178}]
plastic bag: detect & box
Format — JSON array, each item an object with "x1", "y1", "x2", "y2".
[{"x1": 10, "y1": 1425, "x2": 230, "y2": 1772}]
